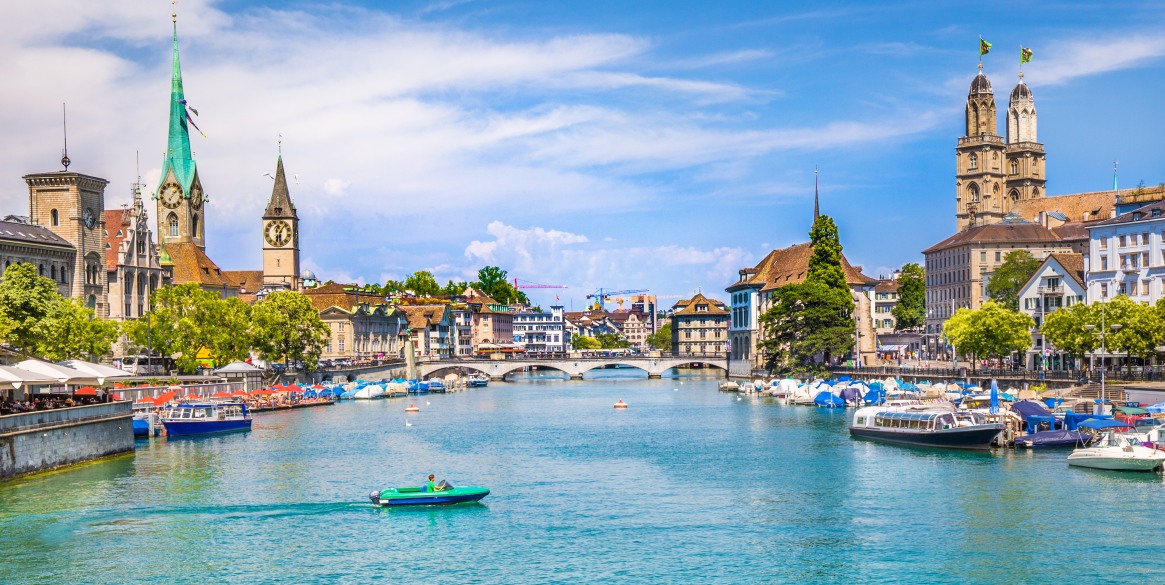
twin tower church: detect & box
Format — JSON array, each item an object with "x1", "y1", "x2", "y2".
[{"x1": 19, "y1": 15, "x2": 304, "y2": 322}]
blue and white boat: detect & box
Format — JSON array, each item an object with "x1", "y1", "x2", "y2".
[
  {"x1": 160, "y1": 401, "x2": 252, "y2": 436},
  {"x1": 131, "y1": 402, "x2": 160, "y2": 437},
  {"x1": 467, "y1": 374, "x2": 489, "y2": 388},
  {"x1": 406, "y1": 380, "x2": 429, "y2": 394},
  {"x1": 427, "y1": 379, "x2": 446, "y2": 393}
]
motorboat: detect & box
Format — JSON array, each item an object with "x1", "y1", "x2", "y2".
[
  {"x1": 160, "y1": 401, "x2": 251, "y2": 436},
  {"x1": 1067, "y1": 428, "x2": 1165, "y2": 472},
  {"x1": 427, "y1": 379, "x2": 447, "y2": 393},
  {"x1": 718, "y1": 381, "x2": 740, "y2": 392},
  {"x1": 369, "y1": 483, "x2": 490, "y2": 507},
  {"x1": 849, "y1": 407, "x2": 1004, "y2": 450},
  {"x1": 353, "y1": 384, "x2": 386, "y2": 400},
  {"x1": 131, "y1": 402, "x2": 160, "y2": 437},
  {"x1": 1013, "y1": 429, "x2": 1094, "y2": 448},
  {"x1": 813, "y1": 390, "x2": 845, "y2": 408},
  {"x1": 467, "y1": 373, "x2": 490, "y2": 387}
]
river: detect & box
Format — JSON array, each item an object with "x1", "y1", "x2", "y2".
[{"x1": 1, "y1": 370, "x2": 1162, "y2": 584}]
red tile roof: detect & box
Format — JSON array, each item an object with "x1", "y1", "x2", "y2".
[{"x1": 103, "y1": 209, "x2": 132, "y2": 271}]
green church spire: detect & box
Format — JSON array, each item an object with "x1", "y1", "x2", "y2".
[{"x1": 158, "y1": 15, "x2": 198, "y2": 198}]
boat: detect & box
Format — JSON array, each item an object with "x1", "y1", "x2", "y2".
[
  {"x1": 369, "y1": 484, "x2": 490, "y2": 507},
  {"x1": 427, "y1": 379, "x2": 446, "y2": 393},
  {"x1": 718, "y1": 381, "x2": 740, "y2": 392},
  {"x1": 849, "y1": 407, "x2": 1004, "y2": 450},
  {"x1": 131, "y1": 402, "x2": 160, "y2": 437},
  {"x1": 813, "y1": 390, "x2": 845, "y2": 408},
  {"x1": 1013, "y1": 429, "x2": 1094, "y2": 448},
  {"x1": 160, "y1": 401, "x2": 251, "y2": 436},
  {"x1": 467, "y1": 373, "x2": 489, "y2": 388},
  {"x1": 614, "y1": 400, "x2": 628, "y2": 409},
  {"x1": 1067, "y1": 421, "x2": 1165, "y2": 471},
  {"x1": 352, "y1": 384, "x2": 386, "y2": 400},
  {"x1": 405, "y1": 404, "x2": 420, "y2": 413},
  {"x1": 406, "y1": 380, "x2": 429, "y2": 394}
]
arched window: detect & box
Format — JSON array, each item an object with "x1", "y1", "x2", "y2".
[
  {"x1": 1032, "y1": 187, "x2": 1040, "y2": 198},
  {"x1": 168, "y1": 213, "x2": 179, "y2": 237},
  {"x1": 969, "y1": 153, "x2": 978, "y2": 170},
  {"x1": 1010, "y1": 160, "x2": 1018, "y2": 175},
  {"x1": 50, "y1": 209, "x2": 59, "y2": 226},
  {"x1": 87, "y1": 295, "x2": 96, "y2": 309},
  {"x1": 51, "y1": 266, "x2": 56, "y2": 280},
  {"x1": 968, "y1": 183, "x2": 980, "y2": 202},
  {"x1": 1010, "y1": 189, "x2": 1021, "y2": 202},
  {"x1": 192, "y1": 214, "x2": 199, "y2": 237},
  {"x1": 38, "y1": 264, "x2": 44, "y2": 276}
]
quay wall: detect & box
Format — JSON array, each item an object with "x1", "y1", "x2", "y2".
[{"x1": 0, "y1": 402, "x2": 134, "y2": 481}]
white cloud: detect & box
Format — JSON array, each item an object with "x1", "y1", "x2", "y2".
[
  {"x1": 322, "y1": 178, "x2": 350, "y2": 197},
  {"x1": 1026, "y1": 34, "x2": 1165, "y2": 87}
]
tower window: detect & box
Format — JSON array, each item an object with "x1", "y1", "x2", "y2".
[
  {"x1": 969, "y1": 154, "x2": 978, "y2": 170},
  {"x1": 1010, "y1": 160, "x2": 1018, "y2": 175},
  {"x1": 968, "y1": 183, "x2": 980, "y2": 203},
  {"x1": 192, "y1": 214, "x2": 199, "y2": 237},
  {"x1": 50, "y1": 209, "x2": 59, "y2": 226},
  {"x1": 168, "y1": 213, "x2": 179, "y2": 237}
]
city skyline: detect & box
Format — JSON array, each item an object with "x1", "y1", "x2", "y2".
[{"x1": 0, "y1": 1, "x2": 1162, "y2": 308}]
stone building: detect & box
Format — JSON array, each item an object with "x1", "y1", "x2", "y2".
[
  {"x1": 607, "y1": 310, "x2": 651, "y2": 351},
  {"x1": 0, "y1": 218, "x2": 75, "y2": 297},
  {"x1": 261, "y1": 152, "x2": 300, "y2": 291},
  {"x1": 670, "y1": 293, "x2": 729, "y2": 357},
  {"x1": 398, "y1": 305, "x2": 454, "y2": 358},
  {"x1": 105, "y1": 186, "x2": 165, "y2": 321},
  {"x1": 304, "y1": 282, "x2": 408, "y2": 361},
  {"x1": 23, "y1": 171, "x2": 109, "y2": 312},
  {"x1": 512, "y1": 306, "x2": 567, "y2": 354},
  {"x1": 464, "y1": 287, "x2": 514, "y2": 353}
]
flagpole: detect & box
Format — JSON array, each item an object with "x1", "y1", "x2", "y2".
[{"x1": 979, "y1": 35, "x2": 983, "y2": 69}]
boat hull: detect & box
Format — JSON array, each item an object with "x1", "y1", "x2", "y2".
[
  {"x1": 370, "y1": 486, "x2": 490, "y2": 507},
  {"x1": 162, "y1": 419, "x2": 252, "y2": 436},
  {"x1": 1067, "y1": 450, "x2": 1165, "y2": 471},
  {"x1": 849, "y1": 425, "x2": 1002, "y2": 450}
]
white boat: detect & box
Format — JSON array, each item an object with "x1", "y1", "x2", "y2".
[
  {"x1": 718, "y1": 381, "x2": 740, "y2": 392},
  {"x1": 1067, "y1": 431, "x2": 1165, "y2": 472},
  {"x1": 353, "y1": 384, "x2": 386, "y2": 400}
]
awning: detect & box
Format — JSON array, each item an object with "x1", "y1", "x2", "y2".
[
  {"x1": 877, "y1": 344, "x2": 907, "y2": 352},
  {"x1": 14, "y1": 360, "x2": 98, "y2": 385},
  {"x1": 58, "y1": 359, "x2": 133, "y2": 384},
  {"x1": 0, "y1": 365, "x2": 59, "y2": 389}
]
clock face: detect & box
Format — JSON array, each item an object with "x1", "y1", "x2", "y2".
[
  {"x1": 190, "y1": 187, "x2": 203, "y2": 210},
  {"x1": 83, "y1": 208, "x2": 95, "y2": 230},
  {"x1": 160, "y1": 184, "x2": 182, "y2": 209},
  {"x1": 265, "y1": 220, "x2": 292, "y2": 247}
]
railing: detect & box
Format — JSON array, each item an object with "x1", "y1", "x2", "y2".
[
  {"x1": 0, "y1": 402, "x2": 132, "y2": 434},
  {"x1": 118, "y1": 382, "x2": 245, "y2": 402},
  {"x1": 827, "y1": 365, "x2": 1165, "y2": 383},
  {"x1": 1037, "y1": 286, "x2": 1063, "y2": 294}
]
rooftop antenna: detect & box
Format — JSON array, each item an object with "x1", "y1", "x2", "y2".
[{"x1": 60, "y1": 103, "x2": 70, "y2": 171}]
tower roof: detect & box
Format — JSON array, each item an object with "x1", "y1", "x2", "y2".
[
  {"x1": 969, "y1": 72, "x2": 993, "y2": 96},
  {"x1": 1010, "y1": 79, "x2": 1032, "y2": 101},
  {"x1": 159, "y1": 19, "x2": 198, "y2": 197},
  {"x1": 264, "y1": 156, "x2": 297, "y2": 218}
]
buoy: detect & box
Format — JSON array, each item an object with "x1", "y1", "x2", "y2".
[
  {"x1": 613, "y1": 400, "x2": 628, "y2": 409},
  {"x1": 405, "y1": 420, "x2": 412, "y2": 427},
  {"x1": 405, "y1": 404, "x2": 420, "y2": 413}
]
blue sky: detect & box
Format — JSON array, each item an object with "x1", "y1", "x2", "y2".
[{"x1": 1, "y1": 0, "x2": 1162, "y2": 309}]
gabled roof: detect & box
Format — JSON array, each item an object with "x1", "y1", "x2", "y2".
[
  {"x1": 727, "y1": 242, "x2": 875, "y2": 292},
  {"x1": 1092, "y1": 199, "x2": 1165, "y2": 226},
  {"x1": 1047, "y1": 253, "x2": 1086, "y2": 289},
  {"x1": 221, "y1": 270, "x2": 265, "y2": 303},
  {"x1": 923, "y1": 222, "x2": 1064, "y2": 254},
  {"x1": 303, "y1": 282, "x2": 389, "y2": 312},
  {"x1": 673, "y1": 293, "x2": 728, "y2": 316},
  {"x1": 162, "y1": 242, "x2": 231, "y2": 287},
  {"x1": 874, "y1": 280, "x2": 900, "y2": 293},
  {"x1": 103, "y1": 209, "x2": 132, "y2": 271},
  {"x1": 399, "y1": 305, "x2": 449, "y2": 329},
  {"x1": 0, "y1": 220, "x2": 73, "y2": 249}
]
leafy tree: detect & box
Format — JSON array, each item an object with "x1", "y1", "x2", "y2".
[
  {"x1": 572, "y1": 335, "x2": 601, "y2": 350},
  {"x1": 0, "y1": 263, "x2": 62, "y2": 352},
  {"x1": 943, "y1": 300, "x2": 1033, "y2": 370},
  {"x1": 758, "y1": 215, "x2": 855, "y2": 374},
  {"x1": 1040, "y1": 302, "x2": 1097, "y2": 362},
  {"x1": 251, "y1": 291, "x2": 330, "y2": 370},
  {"x1": 891, "y1": 263, "x2": 925, "y2": 330},
  {"x1": 123, "y1": 283, "x2": 221, "y2": 373},
  {"x1": 472, "y1": 266, "x2": 530, "y2": 305},
  {"x1": 32, "y1": 298, "x2": 120, "y2": 361},
  {"x1": 403, "y1": 271, "x2": 442, "y2": 297},
  {"x1": 647, "y1": 323, "x2": 672, "y2": 351},
  {"x1": 595, "y1": 332, "x2": 630, "y2": 349},
  {"x1": 1103, "y1": 296, "x2": 1163, "y2": 373},
  {"x1": 440, "y1": 280, "x2": 469, "y2": 297},
  {"x1": 205, "y1": 297, "x2": 254, "y2": 365},
  {"x1": 986, "y1": 250, "x2": 1041, "y2": 310}
]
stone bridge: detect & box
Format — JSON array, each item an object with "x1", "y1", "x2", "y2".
[{"x1": 418, "y1": 356, "x2": 728, "y2": 380}]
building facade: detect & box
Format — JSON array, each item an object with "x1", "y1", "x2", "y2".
[
  {"x1": 262, "y1": 153, "x2": 300, "y2": 290},
  {"x1": 305, "y1": 283, "x2": 407, "y2": 360},
  {"x1": 1017, "y1": 253, "x2": 1086, "y2": 370},
  {"x1": 1085, "y1": 200, "x2": 1165, "y2": 305},
  {"x1": 512, "y1": 306, "x2": 567, "y2": 354},
  {"x1": 23, "y1": 171, "x2": 109, "y2": 312},
  {"x1": 399, "y1": 305, "x2": 454, "y2": 358},
  {"x1": 0, "y1": 218, "x2": 75, "y2": 297},
  {"x1": 105, "y1": 186, "x2": 165, "y2": 321},
  {"x1": 608, "y1": 310, "x2": 651, "y2": 351},
  {"x1": 670, "y1": 293, "x2": 729, "y2": 357}
]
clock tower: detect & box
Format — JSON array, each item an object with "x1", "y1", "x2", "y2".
[
  {"x1": 24, "y1": 169, "x2": 109, "y2": 312},
  {"x1": 155, "y1": 14, "x2": 207, "y2": 251},
  {"x1": 262, "y1": 152, "x2": 300, "y2": 289}
]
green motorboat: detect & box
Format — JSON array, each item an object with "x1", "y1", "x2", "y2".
[{"x1": 369, "y1": 484, "x2": 490, "y2": 507}]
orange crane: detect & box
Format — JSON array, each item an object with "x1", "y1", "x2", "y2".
[{"x1": 586, "y1": 288, "x2": 648, "y2": 311}]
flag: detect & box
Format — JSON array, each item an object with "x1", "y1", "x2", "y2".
[
  {"x1": 980, "y1": 38, "x2": 992, "y2": 56},
  {"x1": 179, "y1": 99, "x2": 206, "y2": 138},
  {"x1": 1021, "y1": 47, "x2": 1033, "y2": 64}
]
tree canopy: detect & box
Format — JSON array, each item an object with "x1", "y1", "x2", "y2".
[
  {"x1": 986, "y1": 250, "x2": 1041, "y2": 310},
  {"x1": 1042, "y1": 296, "x2": 1165, "y2": 371},
  {"x1": 572, "y1": 335, "x2": 601, "y2": 350},
  {"x1": 123, "y1": 283, "x2": 225, "y2": 373},
  {"x1": 892, "y1": 263, "x2": 925, "y2": 330},
  {"x1": 944, "y1": 300, "x2": 1034, "y2": 367},
  {"x1": 595, "y1": 332, "x2": 630, "y2": 349},
  {"x1": 0, "y1": 263, "x2": 61, "y2": 353},
  {"x1": 647, "y1": 323, "x2": 672, "y2": 351},
  {"x1": 0, "y1": 263, "x2": 119, "y2": 361},
  {"x1": 251, "y1": 291, "x2": 330, "y2": 370}
]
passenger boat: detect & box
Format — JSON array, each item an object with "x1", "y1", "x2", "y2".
[
  {"x1": 849, "y1": 407, "x2": 1003, "y2": 450},
  {"x1": 368, "y1": 484, "x2": 490, "y2": 507},
  {"x1": 467, "y1": 373, "x2": 489, "y2": 387},
  {"x1": 1067, "y1": 429, "x2": 1165, "y2": 472},
  {"x1": 160, "y1": 401, "x2": 252, "y2": 436}
]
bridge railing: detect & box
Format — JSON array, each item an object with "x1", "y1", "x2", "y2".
[{"x1": 419, "y1": 354, "x2": 727, "y2": 362}]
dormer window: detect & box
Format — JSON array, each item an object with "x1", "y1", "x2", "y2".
[{"x1": 274, "y1": 207, "x2": 283, "y2": 215}]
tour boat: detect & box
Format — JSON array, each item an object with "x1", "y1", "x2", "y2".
[
  {"x1": 160, "y1": 401, "x2": 251, "y2": 436},
  {"x1": 467, "y1": 373, "x2": 490, "y2": 387},
  {"x1": 1067, "y1": 430, "x2": 1165, "y2": 472},
  {"x1": 369, "y1": 484, "x2": 490, "y2": 507},
  {"x1": 849, "y1": 407, "x2": 1003, "y2": 450}
]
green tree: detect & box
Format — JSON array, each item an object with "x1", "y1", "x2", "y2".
[
  {"x1": 1103, "y1": 296, "x2": 1163, "y2": 373},
  {"x1": 0, "y1": 263, "x2": 62, "y2": 353},
  {"x1": 986, "y1": 250, "x2": 1041, "y2": 310},
  {"x1": 205, "y1": 297, "x2": 254, "y2": 365},
  {"x1": 595, "y1": 332, "x2": 630, "y2": 349},
  {"x1": 251, "y1": 291, "x2": 330, "y2": 370},
  {"x1": 891, "y1": 263, "x2": 925, "y2": 330},
  {"x1": 647, "y1": 323, "x2": 672, "y2": 351},
  {"x1": 572, "y1": 335, "x2": 601, "y2": 350},
  {"x1": 944, "y1": 300, "x2": 1034, "y2": 370},
  {"x1": 123, "y1": 283, "x2": 222, "y2": 373},
  {"x1": 1040, "y1": 303, "x2": 1097, "y2": 363},
  {"x1": 758, "y1": 215, "x2": 855, "y2": 374},
  {"x1": 473, "y1": 266, "x2": 530, "y2": 305},
  {"x1": 403, "y1": 271, "x2": 442, "y2": 297},
  {"x1": 34, "y1": 299, "x2": 120, "y2": 361}
]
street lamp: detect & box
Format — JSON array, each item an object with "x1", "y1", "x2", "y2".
[{"x1": 1084, "y1": 302, "x2": 1122, "y2": 415}]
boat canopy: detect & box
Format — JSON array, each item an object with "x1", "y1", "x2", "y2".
[
  {"x1": 1010, "y1": 400, "x2": 1053, "y2": 421},
  {"x1": 1077, "y1": 419, "x2": 1132, "y2": 430}
]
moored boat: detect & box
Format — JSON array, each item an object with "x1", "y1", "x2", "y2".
[
  {"x1": 160, "y1": 401, "x2": 251, "y2": 436},
  {"x1": 849, "y1": 407, "x2": 1003, "y2": 450},
  {"x1": 369, "y1": 484, "x2": 490, "y2": 507},
  {"x1": 467, "y1": 373, "x2": 489, "y2": 387},
  {"x1": 1067, "y1": 421, "x2": 1165, "y2": 471}
]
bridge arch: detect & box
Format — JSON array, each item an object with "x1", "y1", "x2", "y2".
[{"x1": 416, "y1": 356, "x2": 727, "y2": 381}]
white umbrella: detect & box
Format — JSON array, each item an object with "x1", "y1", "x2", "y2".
[
  {"x1": 59, "y1": 359, "x2": 133, "y2": 384},
  {"x1": 14, "y1": 359, "x2": 98, "y2": 385}
]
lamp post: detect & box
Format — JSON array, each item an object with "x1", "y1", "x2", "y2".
[{"x1": 1084, "y1": 301, "x2": 1122, "y2": 415}]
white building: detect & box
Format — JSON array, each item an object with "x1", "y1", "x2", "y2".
[
  {"x1": 513, "y1": 306, "x2": 568, "y2": 354},
  {"x1": 1085, "y1": 200, "x2": 1165, "y2": 304},
  {"x1": 1016, "y1": 253, "x2": 1086, "y2": 370}
]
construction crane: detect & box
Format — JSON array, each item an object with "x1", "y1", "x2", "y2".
[
  {"x1": 512, "y1": 278, "x2": 568, "y2": 290},
  {"x1": 586, "y1": 288, "x2": 648, "y2": 311}
]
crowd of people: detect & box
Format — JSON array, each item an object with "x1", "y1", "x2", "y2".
[{"x1": 0, "y1": 393, "x2": 115, "y2": 415}]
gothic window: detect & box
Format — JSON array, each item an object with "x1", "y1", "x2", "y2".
[
  {"x1": 168, "y1": 213, "x2": 179, "y2": 237},
  {"x1": 1032, "y1": 187, "x2": 1040, "y2": 198},
  {"x1": 192, "y1": 214, "x2": 199, "y2": 236},
  {"x1": 1010, "y1": 160, "x2": 1018, "y2": 175},
  {"x1": 50, "y1": 209, "x2": 59, "y2": 226},
  {"x1": 1010, "y1": 189, "x2": 1020, "y2": 202},
  {"x1": 968, "y1": 183, "x2": 980, "y2": 203},
  {"x1": 969, "y1": 153, "x2": 978, "y2": 170},
  {"x1": 993, "y1": 183, "x2": 1000, "y2": 194}
]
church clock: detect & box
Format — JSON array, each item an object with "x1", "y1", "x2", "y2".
[
  {"x1": 265, "y1": 220, "x2": 291, "y2": 247},
  {"x1": 190, "y1": 186, "x2": 204, "y2": 210},
  {"x1": 83, "y1": 208, "x2": 95, "y2": 230},
  {"x1": 160, "y1": 184, "x2": 182, "y2": 209}
]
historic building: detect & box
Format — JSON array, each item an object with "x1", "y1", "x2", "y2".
[
  {"x1": 399, "y1": 305, "x2": 454, "y2": 358},
  {"x1": 0, "y1": 217, "x2": 75, "y2": 297},
  {"x1": 463, "y1": 287, "x2": 514, "y2": 353},
  {"x1": 104, "y1": 185, "x2": 165, "y2": 321},
  {"x1": 670, "y1": 293, "x2": 729, "y2": 357},
  {"x1": 512, "y1": 306, "x2": 568, "y2": 354},
  {"x1": 23, "y1": 170, "x2": 109, "y2": 312},
  {"x1": 1086, "y1": 200, "x2": 1165, "y2": 306},
  {"x1": 607, "y1": 310, "x2": 651, "y2": 351},
  {"x1": 1016, "y1": 253, "x2": 1085, "y2": 370},
  {"x1": 261, "y1": 152, "x2": 300, "y2": 290},
  {"x1": 304, "y1": 283, "x2": 407, "y2": 361}
]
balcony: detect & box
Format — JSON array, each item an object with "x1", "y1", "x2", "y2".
[{"x1": 1036, "y1": 285, "x2": 1063, "y2": 295}]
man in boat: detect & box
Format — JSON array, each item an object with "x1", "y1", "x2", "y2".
[{"x1": 426, "y1": 474, "x2": 436, "y2": 491}]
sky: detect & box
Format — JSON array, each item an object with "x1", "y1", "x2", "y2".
[{"x1": 1, "y1": 0, "x2": 1162, "y2": 310}]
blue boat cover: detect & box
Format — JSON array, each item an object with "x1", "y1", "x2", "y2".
[
  {"x1": 1077, "y1": 419, "x2": 1130, "y2": 430},
  {"x1": 1063, "y1": 412, "x2": 1112, "y2": 430},
  {"x1": 1010, "y1": 400, "x2": 1053, "y2": 420},
  {"x1": 813, "y1": 391, "x2": 844, "y2": 408},
  {"x1": 839, "y1": 387, "x2": 862, "y2": 402},
  {"x1": 863, "y1": 389, "x2": 886, "y2": 405},
  {"x1": 1147, "y1": 401, "x2": 1165, "y2": 414},
  {"x1": 1016, "y1": 430, "x2": 1090, "y2": 448}
]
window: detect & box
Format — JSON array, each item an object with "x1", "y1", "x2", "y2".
[
  {"x1": 1101, "y1": 283, "x2": 1108, "y2": 298},
  {"x1": 1119, "y1": 235, "x2": 1127, "y2": 247},
  {"x1": 192, "y1": 214, "x2": 199, "y2": 236},
  {"x1": 995, "y1": 251, "x2": 1001, "y2": 262},
  {"x1": 969, "y1": 153, "x2": 978, "y2": 170},
  {"x1": 980, "y1": 251, "x2": 986, "y2": 262},
  {"x1": 968, "y1": 183, "x2": 980, "y2": 202},
  {"x1": 1143, "y1": 232, "x2": 1150, "y2": 246},
  {"x1": 167, "y1": 214, "x2": 179, "y2": 237},
  {"x1": 1010, "y1": 160, "x2": 1018, "y2": 175},
  {"x1": 339, "y1": 339, "x2": 345, "y2": 352},
  {"x1": 1143, "y1": 252, "x2": 1150, "y2": 267},
  {"x1": 1100, "y1": 237, "x2": 1108, "y2": 250},
  {"x1": 1142, "y1": 280, "x2": 1150, "y2": 296},
  {"x1": 50, "y1": 209, "x2": 59, "y2": 226},
  {"x1": 1101, "y1": 256, "x2": 1108, "y2": 270}
]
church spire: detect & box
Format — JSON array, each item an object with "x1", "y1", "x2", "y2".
[
  {"x1": 813, "y1": 166, "x2": 820, "y2": 221},
  {"x1": 159, "y1": 13, "x2": 198, "y2": 196},
  {"x1": 264, "y1": 150, "x2": 297, "y2": 218}
]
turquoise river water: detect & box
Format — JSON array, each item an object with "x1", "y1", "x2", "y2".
[{"x1": 2, "y1": 371, "x2": 1164, "y2": 584}]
